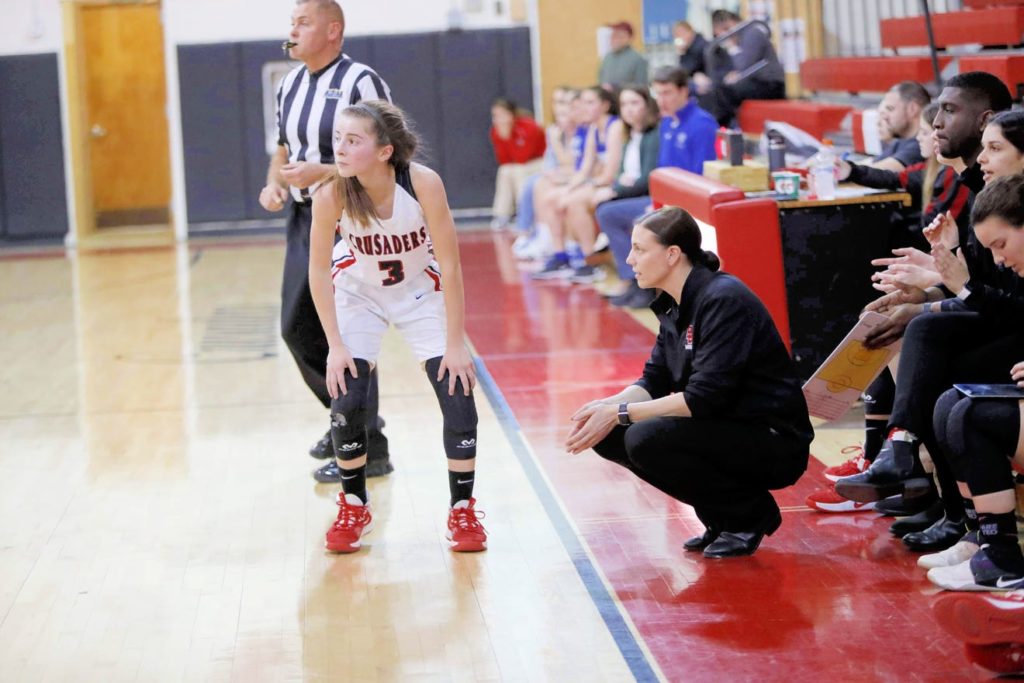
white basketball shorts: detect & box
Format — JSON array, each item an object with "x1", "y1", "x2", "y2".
[{"x1": 333, "y1": 267, "x2": 447, "y2": 364}]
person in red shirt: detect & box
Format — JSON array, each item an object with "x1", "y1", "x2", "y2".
[{"x1": 490, "y1": 98, "x2": 546, "y2": 229}]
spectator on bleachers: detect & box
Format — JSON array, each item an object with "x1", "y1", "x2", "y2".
[
  {"x1": 489, "y1": 98, "x2": 547, "y2": 230},
  {"x1": 595, "y1": 66, "x2": 717, "y2": 308},
  {"x1": 832, "y1": 73, "x2": 1016, "y2": 556},
  {"x1": 533, "y1": 86, "x2": 623, "y2": 279},
  {"x1": 599, "y1": 21, "x2": 648, "y2": 90},
  {"x1": 871, "y1": 81, "x2": 930, "y2": 173},
  {"x1": 673, "y1": 20, "x2": 708, "y2": 79},
  {"x1": 559, "y1": 85, "x2": 661, "y2": 284},
  {"x1": 512, "y1": 87, "x2": 581, "y2": 260},
  {"x1": 701, "y1": 9, "x2": 786, "y2": 128}
]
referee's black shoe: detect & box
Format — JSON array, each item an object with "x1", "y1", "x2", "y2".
[
  {"x1": 834, "y1": 436, "x2": 931, "y2": 503},
  {"x1": 313, "y1": 452, "x2": 394, "y2": 483},
  {"x1": 309, "y1": 417, "x2": 389, "y2": 459}
]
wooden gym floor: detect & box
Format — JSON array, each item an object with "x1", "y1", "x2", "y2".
[{"x1": 0, "y1": 231, "x2": 990, "y2": 681}]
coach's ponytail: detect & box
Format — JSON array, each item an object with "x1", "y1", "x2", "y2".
[
  {"x1": 333, "y1": 100, "x2": 419, "y2": 228},
  {"x1": 636, "y1": 206, "x2": 720, "y2": 272}
]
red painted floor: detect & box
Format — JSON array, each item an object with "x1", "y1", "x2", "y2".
[{"x1": 461, "y1": 232, "x2": 991, "y2": 682}]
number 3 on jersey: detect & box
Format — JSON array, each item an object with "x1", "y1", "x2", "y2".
[{"x1": 378, "y1": 259, "x2": 405, "y2": 286}]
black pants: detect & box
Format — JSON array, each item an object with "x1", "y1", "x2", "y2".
[
  {"x1": 890, "y1": 313, "x2": 1021, "y2": 437},
  {"x1": 934, "y1": 388, "x2": 1021, "y2": 497},
  {"x1": 889, "y1": 313, "x2": 1020, "y2": 516},
  {"x1": 708, "y1": 78, "x2": 786, "y2": 128},
  {"x1": 593, "y1": 417, "x2": 808, "y2": 531},
  {"x1": 281, "y1": 202, "x2": 385, "y2": 451}
]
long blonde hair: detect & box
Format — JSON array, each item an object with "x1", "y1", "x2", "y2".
[{"x1": 330, "y1": 100, "x2": 419, "y2": 228}]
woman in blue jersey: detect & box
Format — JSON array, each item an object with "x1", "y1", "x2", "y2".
[
  {"x1": 532, "y1": 86, "x2": 624, "y2": 279},
  {"x1": 308, "y1": 100, "x2": 486, "y2": 554}
]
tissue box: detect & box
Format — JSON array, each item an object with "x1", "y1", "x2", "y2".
[{"x1": 702, "y1": 159, "x2": 769, "y2": 192}]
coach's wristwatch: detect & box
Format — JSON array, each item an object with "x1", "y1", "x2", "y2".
[{"x1": 617, "y1": 403, "x2": 632, "y2": 427}]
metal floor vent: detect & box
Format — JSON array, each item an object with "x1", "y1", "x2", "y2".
[{"x1": 198, "y1": 304, "x2": 279, "y2": 361}]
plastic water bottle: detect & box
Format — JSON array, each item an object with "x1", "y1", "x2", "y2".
[{"x1": 810, "y1": 143, "x2": 836, "y2": 201}]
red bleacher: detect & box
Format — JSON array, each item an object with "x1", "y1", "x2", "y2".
[
  {"x1": 737, "y1": 100, "x2": 851, "y2": 139},
  {"x1": 963, "y1": 0, "x2": 1024, "y2": 8},
  {"x1": 649, "y1": 168, "x2": 790, "y2": 346},
  {"x1": 800, "y1": 56, "x2": 950, "y2": 94},
  {"x1": 880, "y1": 7, "x2": 1024, "y2": 49},
  {"x1": 648, "y1": 168, "x2": 744, "y2": 225},
  {"x1": 959, "y1": 54, "x2": 1024, "y2": 96}
]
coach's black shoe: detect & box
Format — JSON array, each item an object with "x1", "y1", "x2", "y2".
[
  {"x1": 703, "y1": 510, "x2": 782, "y2": 559},
  {"x1": 683, "y1": 527, "x2": 720, "y2": 552},
  {"x1": 309, "y1": 430, "x2": 334, "y2": 460},
  {"x1": 889, "y1": 499, "x2": 944, "y2": 537},
  {"x1": 834, "y1": 437, "x2": 931, "y2": 503},
  {"x1": 902, "y1": 516, "x2": 967, "y2": 552}
]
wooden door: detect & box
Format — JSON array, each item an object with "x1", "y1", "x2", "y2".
[{"x1": 81, "y1": 2, "x2": 171, "y2": 228}]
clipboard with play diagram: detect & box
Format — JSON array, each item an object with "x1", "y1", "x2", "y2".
[{"x1": 802, "y1": 312, "x2": 901, "y2": 422}]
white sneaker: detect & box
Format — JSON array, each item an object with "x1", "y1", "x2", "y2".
[
  {"x1": 515, "y1": 223, "x2": 553, "y2": 261},
  {"x1": 919, "y1": 533, "x2": 980, "y2": 570},
  {"x1": 928, "y1": 557, "x2": 985, "y2": 591},
  {"x1": 592, "y1": 231, "x2": 610, "y2": 253}
]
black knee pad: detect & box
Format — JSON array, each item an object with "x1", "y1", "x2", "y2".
[
  {"x1": 330, "y1": 359, "x2": 374, "y2": 460},
  {"x1": 425, "y1": 356, "x2": 478, "y2": 460},
  {"x1": 958, "y1": 397, "x2": 1020, "y2": 496}
]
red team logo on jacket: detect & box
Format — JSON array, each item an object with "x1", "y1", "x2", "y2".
[{"x1": 685, "y1": 324, "x2": 694, "y2": 350}]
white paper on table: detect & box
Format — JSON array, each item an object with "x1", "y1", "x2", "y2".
[{"x1": 802, "y1": 311, "x2": 902, "y2": 422}]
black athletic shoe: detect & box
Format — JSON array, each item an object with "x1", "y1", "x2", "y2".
[
  {"x1": 309, "y1": 417, "x2": 388, "y2": 460},
  {"x1": 834, "y1": 436, "x2": 930, "y2": 503},
  {"x1": 313, "y1": 455, "x2": 394, "y2": 482},
  {"x1": 313, "y1": 459, "x2": 343, "y2": 483},
  {"x1": 365, "y1": 454, "x2": 394, "y2": 478},
  {"x1": 875, "y1": 490, "x2": 938, "y2": 517},
  {"x1": 309, "y1": 429, "x2": 334, "y2": 460}
]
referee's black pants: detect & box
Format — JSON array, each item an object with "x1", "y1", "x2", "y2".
[
  {"x1": 593, "y1": 417, "x2": 808, "y2": 532},
  {"x1": 281, "y1": 202, "x2": 386, "y2": 453},
  {"x1": 887, "y1": 312, "x2": 1020, "y2": 519}
]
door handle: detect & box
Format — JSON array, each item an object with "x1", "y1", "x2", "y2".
[{"x1": 90, "y1": 124, "x2": 108, "y2": 138}]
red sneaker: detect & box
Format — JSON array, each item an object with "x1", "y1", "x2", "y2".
[
  {"x1": 325, "y1": 493, "x2": 373, "y2": 553},
  {"x1": 447, "y1": 498, "x2": 487, "y2": 552},
  {"x1": 965, "y1": 643, "x2": 1024, "y2": 675},
  {"x1": 933, "y1": 591, "x2": 1024, "y2": 645},
  {"x1": 823, "y1": 445, "x2": 868, "y2": 482},
  {"x1": 806, "y1": 483, "x2": 876, "y2": 513}
]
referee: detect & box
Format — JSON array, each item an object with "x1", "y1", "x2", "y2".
[{"x1": 260, "y1": 0, "x2": 393, "y2": 479}]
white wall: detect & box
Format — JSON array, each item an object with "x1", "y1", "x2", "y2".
[
  {"x1": 165, "y1": 0, "x2": 511, "y2": 45},
  {"x1": 0, "y1": 0, "x2": 62, "y2": 56},
  {"x1": 0, "y1": 0, "x2": 512, "y2": 57}
]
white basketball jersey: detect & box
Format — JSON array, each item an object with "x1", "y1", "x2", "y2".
[{"x1": 332, "y1": 181, "x2": 439, "y2": 290}]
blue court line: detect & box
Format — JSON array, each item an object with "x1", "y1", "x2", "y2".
[{"x1": 473, "y1": 357, "x2": 661, "y2": 683}]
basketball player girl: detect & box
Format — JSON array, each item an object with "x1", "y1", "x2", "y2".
[{"x1": 308, "y1": 100, "x2": 485, "y2": 553}]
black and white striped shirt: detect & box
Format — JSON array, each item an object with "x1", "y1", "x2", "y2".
[{"x1": 276, "y1": 53, "x2": 392, "y2": 203}]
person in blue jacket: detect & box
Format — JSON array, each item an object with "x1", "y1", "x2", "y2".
[{"x1": 595, "y1": 66, "x2": 718, "y2": 309}]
